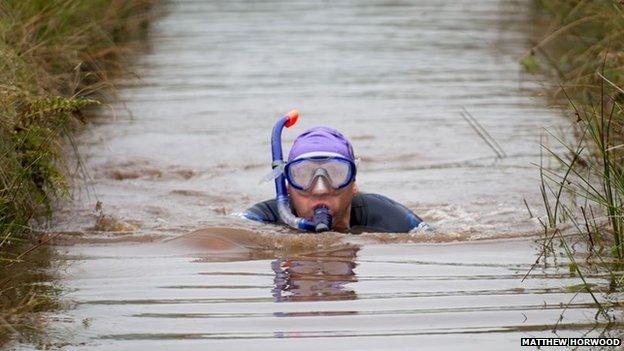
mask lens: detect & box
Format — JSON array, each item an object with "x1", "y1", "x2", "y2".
[
  {"x1": 324, "y1": 161, "x2": 350, "y2": 187},
  {"x1": 289, "y1": 161, "x2": 318, "y2": 189}
]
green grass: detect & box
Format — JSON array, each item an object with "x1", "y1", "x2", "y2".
[
  {"x1": 0, "y1": 0, "x2": 158, "y2": 346},
  {"x1": 525, "y1": 0, "x2": 624, "y2": 320}
]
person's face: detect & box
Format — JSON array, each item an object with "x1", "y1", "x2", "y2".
[{"x1": 288, "y1": 177, "x2": 358, "y2": 231}]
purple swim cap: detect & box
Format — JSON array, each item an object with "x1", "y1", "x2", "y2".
[{"x1": 288, "y1": 126, "x2": 355, "y2": 162}]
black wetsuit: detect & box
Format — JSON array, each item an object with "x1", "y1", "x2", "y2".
[{"x1": 244, "y1": 192, "x2": 425, "y2": 233}]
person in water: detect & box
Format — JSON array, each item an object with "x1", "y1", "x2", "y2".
[{"x1": 245, "y1": 122, "x2": 429, "y2": 233}]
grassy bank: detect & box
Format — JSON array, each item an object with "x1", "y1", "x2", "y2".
[
  {"x1": 525, "y1": 0, "x2": 624, "y2": 320},
  {"x1": 0, "y1": 0, "x2": 158, "y2": 345}
]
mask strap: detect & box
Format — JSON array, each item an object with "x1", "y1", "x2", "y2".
[{"x1": 259, "y1": 161, "x2": 285, "y2": 184}]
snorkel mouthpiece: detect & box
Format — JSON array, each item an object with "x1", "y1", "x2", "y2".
[
  {"x1": 312, "y1": 206, "x2": 332, "y2": 232},
  {"x1": 271, "y1": 110, "x2": 332, "y2": 233}
]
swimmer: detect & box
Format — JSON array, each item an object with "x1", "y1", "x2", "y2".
[{"x1": 245, "y1": 110, "x2": 430, "y2": 234}]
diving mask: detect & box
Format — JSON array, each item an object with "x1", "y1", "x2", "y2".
[{"x1": 284, "y1": 156, "x2": 356, "y2": 191}]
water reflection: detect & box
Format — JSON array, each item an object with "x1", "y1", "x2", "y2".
[
  {"x1": 271, "y1": 246, "x2": 359, "y2": 303},
  {"x1": 0, "y1": 243, "x2": 60, "y2": 347}
]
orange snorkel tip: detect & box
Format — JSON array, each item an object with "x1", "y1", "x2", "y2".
[{"x1": 285, "y1": 109, "x2": 299, "y2": 128}]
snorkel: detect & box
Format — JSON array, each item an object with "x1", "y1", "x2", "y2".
[{"x1": 271, "y1": 110, "x2": 332, "y2": 232}]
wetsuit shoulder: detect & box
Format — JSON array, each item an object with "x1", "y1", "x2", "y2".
[
  {"x1": 350, "y1": 193, "x2": 424, "y2": 233},
  {"x1": 244, "y1": 198, "x2": 282, "y2": 223}
]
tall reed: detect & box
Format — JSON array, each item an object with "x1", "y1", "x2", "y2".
[{"x1": 526, "y1": 0, "x2": 624, "y2": 317}]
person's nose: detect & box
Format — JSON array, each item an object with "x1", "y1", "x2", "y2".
[{"x1": 309, "y1": 176, "x2": 331, "y2": 196}]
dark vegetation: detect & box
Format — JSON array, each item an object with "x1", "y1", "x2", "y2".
[{"x1": 0, "y1": 0, "x2": 158, "y2": 345}]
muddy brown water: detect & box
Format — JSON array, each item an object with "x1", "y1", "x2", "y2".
[{"x1": 16, "y1": 0, "x2": 618, "y2": 349}]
